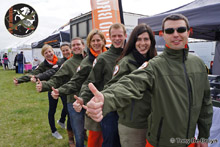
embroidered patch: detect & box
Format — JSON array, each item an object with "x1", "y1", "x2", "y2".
[
  {"x1": 93, "y1": 59, "x2": 97, "y2": 67},
  {"x1": 138, "y1": 61, "x2": 148, "y2": 69},
  {"x1": 113, "y1": 65, "x2": 120, "y2": 76},
  {"x1": 76, "y1": 66, "x2": 81, "y2": 72},
  {"x1": 52, "y1": 64, "x2": 58, "y2": 68}
]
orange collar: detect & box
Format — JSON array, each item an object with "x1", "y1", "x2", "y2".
[
  {"x1": 67, "y1": 53, "x2": 73, "y2": 60},
  {"x1": 90, "y1": 47, "x2": 107, "y2": 57},
  {"x1": 47, "y1": 55, "x2": 58, "y2": 65},
  {"x1": 165, "y1": 44, "x2": 188, "y2": 49}
]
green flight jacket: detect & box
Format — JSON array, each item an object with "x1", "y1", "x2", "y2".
[
  {"x1": 102, "y1": 46, "x2": 213, "y2": 147},
  {"x1": 58, "y1": 56, "x2": 92, "y2": 96},
  {"x1": 104, "y1": 52, "x2": 151, "y2": 129},
  {"x1": 80, "y1": 44, "x2": 123, "y2": 104},
  {"x1": 41, "y1": 54, "x2": 83, "y2": 103},
  {"x1": 80, "y1": 45, "x2": 123, "y2": 131},
  {"x1": 17, "y1": 58, "x2": 63, "y2": 83}
]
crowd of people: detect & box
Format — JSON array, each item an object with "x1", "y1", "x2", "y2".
[{"x1": 13, "y1": 14, "x2": 213, "y2": 147}]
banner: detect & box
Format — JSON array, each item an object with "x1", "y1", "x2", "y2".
[{"x1": 90, "y1": 0, "x2": 124, "y2": 47}]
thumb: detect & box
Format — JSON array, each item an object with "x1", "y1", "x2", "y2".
[
  {"x1": 88, "y1": 83, "x2": 104, "y2": 103},
  {"x1": 37, "y1": 79, "x2": 41, "y2": 84},
  {"x1": 74, "y1": 95, "x2": 83, "y2": 105},
  {"x1": 82, "y1": 105, "x2": 87, "y2": 110},
  {"x1": 52, "y1": 87, "x2": 58, "y2": 94}
]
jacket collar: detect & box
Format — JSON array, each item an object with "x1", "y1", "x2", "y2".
[
  {"x1": 163, "y1": 45, "x2": 189, "y2": 62},
  {"x1": 109, "y1": 44, "x2": 123, "y2": 54}
]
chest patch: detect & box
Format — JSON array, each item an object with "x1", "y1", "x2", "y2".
[
  {"x1": 76, "y1": 66, "x2": 81, "y2": 72},
  {"x1": 52, "y1": 64, "x2": 58, "y2": 68},
  {"x1": 93, "y1": 59, "x2": 97, "y2": 67},
  {"x1": 138, "y1": 61, "x2": 148, "y2": 69},
  {"x1": 113, "y1": 65, "x2": 120, "y2": 76}
]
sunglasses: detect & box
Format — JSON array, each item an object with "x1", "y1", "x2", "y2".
[{"x1": 164, "y1": 27, "x2": 187, "y2": 34}]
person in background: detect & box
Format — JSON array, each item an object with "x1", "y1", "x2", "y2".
[
  {"x1": 32, "y1": 56, "x2": 41, "y2": 70},
  {"x1": 3, "y1": 55, "x2": 10, "y2": 70},
  {"x1": 3, "y1": 53, "x2": 7, "y2": 58},
  {"x1": 85, "y1": 14, "x2": 213, "y2": 147},
  {"x1": 51, "y1": 29, "x2": 107, "y2": 147},
  {"x1": 14, "y1": 53, "x2": 18, "y2": 73},
  {"x1": 17, "y1": 51, "x2": 26, "y2": 74},
  {"x1": 36, "y1": 37, "x2": 85, "y2": 147}
]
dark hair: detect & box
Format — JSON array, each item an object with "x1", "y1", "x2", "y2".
[
  {"x1": 117, "y1": 23, "x2": 157, "y2": 62},
  {"x1": 60, "y1": 42, "x2": 70, "y2": 48},
  {"x1": 162, "y1": 14, "x2": 190, "y2": 32}
]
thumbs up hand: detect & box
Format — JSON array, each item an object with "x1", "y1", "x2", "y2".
[
  {"x1": 83, "y1": 83, "x2": 104, "y2": 122},
  {"x1": 51, "y1": 87, "x2": 59, "y2": 99},
  {"x1": 36, "y1": 79, "x2": 42, "y2": 92},
  {"x1": 73, "y1": 95, "x2": 84, "y2": 112},
  {"x1": 13, "y1": 77, "x2": 19, "y2": 86}
]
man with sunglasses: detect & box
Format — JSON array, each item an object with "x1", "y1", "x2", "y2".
[{"x1": 84, "y1": 14, "x2": 213, "y2": 147}]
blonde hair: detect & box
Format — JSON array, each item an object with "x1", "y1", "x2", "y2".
[
  {"x1": 87, "y1": 29, "x2": 106, "y2": 49},
  {"x1": 41, "y1": 44, "x2": 53, "y2": 56}
]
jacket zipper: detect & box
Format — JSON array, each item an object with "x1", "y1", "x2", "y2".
[
  {"x1": 156, "y1": 117, "x2": 164, "y2": 147},
  {"x1": 182, "y1": 49, "x2": 192, "y2": 147}
]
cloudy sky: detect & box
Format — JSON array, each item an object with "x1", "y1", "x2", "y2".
[{"x1": 0, "y1": 0, "x2": 194, "y2": 50}]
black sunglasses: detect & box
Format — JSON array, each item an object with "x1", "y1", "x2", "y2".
[{"x1": 164, "y1": 27, "x2": 187, "y2": 34}]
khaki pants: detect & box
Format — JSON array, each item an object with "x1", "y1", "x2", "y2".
[{"x1": 118, "y1": 123, "x2": 147, "y2": 147}]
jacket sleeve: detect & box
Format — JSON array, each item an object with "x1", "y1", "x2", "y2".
[
  {"x1": 41, "y1": 64, "x2": 70, "y2": 92},
  {"x1": 35, "y1": 66, "x2": 59, "y2": 81},
  {"x1": 197, "y1": 75, "x2": 213, "y2": 139},
  {"x1": 17, "y1": 62, "x2": 46, "y2": 83},
  {"x1": 80, "y1": 58, "x2": 105, "y2": 104},
  {"x1": 35, "y1": 59, "x2": 64, "y2": 81},
  {"x1": 102, "y1": 64, "x2": 154, "y2": 116},
  {"x1": 58, "y1": 64, "x2": 92, "y2": 96}
]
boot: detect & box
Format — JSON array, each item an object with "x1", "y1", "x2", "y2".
[{"x1": 67, "y1": 130, "x2": 75, "y2": 147}]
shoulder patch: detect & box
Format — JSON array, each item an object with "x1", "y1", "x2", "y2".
[
  {"x1": 76, "y1": 66, "x2": 81, "y2": 72},
  {"x1": 52, "y1": 64, "x2": 58, "y2": 68},
  {"x1": 93, "y1": 59, "x2": 97, "y2": 67},
  {"x1": 113, "y1": 65, "x2": 120, "y2": 76},
  {"x1": 138, "y1": 61, "x2": 148, "y2": 69}
]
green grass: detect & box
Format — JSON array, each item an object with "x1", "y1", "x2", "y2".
[{"x1": 0, "y1": 67, "x2": 73, "y2": 146}]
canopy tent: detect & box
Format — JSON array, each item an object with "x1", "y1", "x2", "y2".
[
  {"x1": 31, "y1": 30, "x2": 70, "y2": 62},
  {"x1": 138, "y1": 0, "x2": 220, "y2": 41},
  {"x1": 31, "y1": 30, "x2": 70, "y2": 48}
]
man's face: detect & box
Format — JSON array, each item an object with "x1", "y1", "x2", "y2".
[
  {"x1": 109, "y1": 27, "x2": 127, "y2": 48},
  {"x1": 71, "y1": 40, "x2": 84, "y2": 54},
  {"x1": 61, "y1": 45, "x2": 71, "y2": 58},
  {"x1": 162, "y1": 20, "x2": 190, "y2": 50}
]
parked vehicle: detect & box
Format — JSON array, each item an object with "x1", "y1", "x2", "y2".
[{"x1": 208, "y1": 75, "x2": 220, "y2": 101}]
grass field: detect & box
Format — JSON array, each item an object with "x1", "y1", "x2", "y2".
[{"x1": 0, "y1": 66, "x2": 77, "y2": 146}]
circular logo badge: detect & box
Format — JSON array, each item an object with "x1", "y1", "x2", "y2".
[{"x1": 4, "y1": 3, "x2": 38, "y2": 37}]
